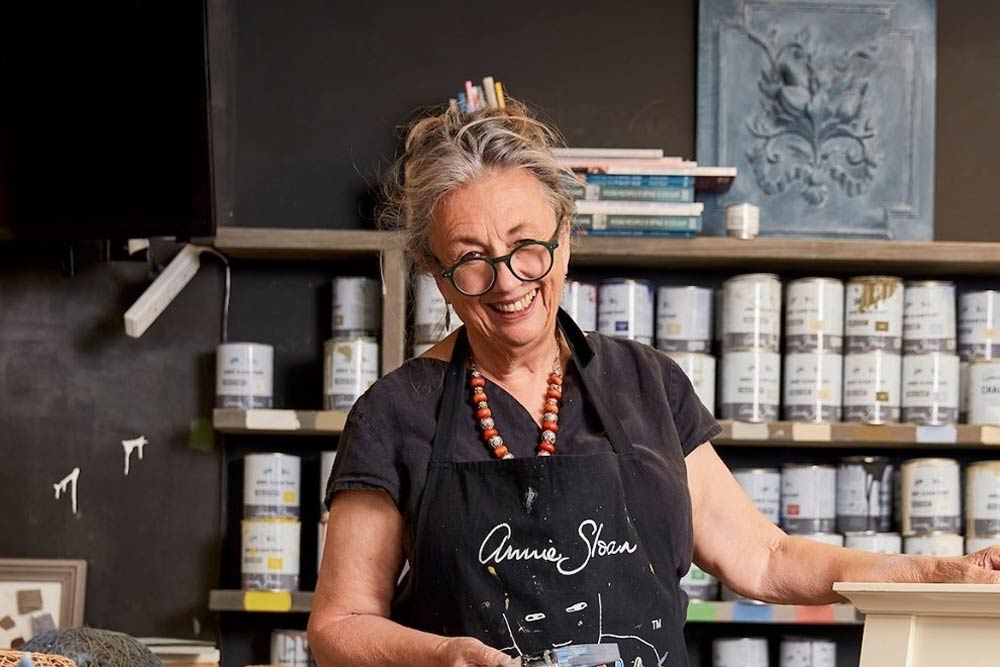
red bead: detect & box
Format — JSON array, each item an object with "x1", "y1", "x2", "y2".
[
  {"x1": 546, "y1": 388, "x2": 562, "y2": 400},
  {"x1": 469, "y1": 376, "x2": 486, "y2": 388},
  {"x1": 482, "y1": 428, "x2": 498, "y2": 441},
  {"x1": 543, "y1": 423, "x2": 559, "y2": 433},
  {"x1": 472, "y1": 390, "x2": 486, "y2": 402},
  {"x1": 543, "y1": 403, "x2": 560, "y2": 415},
  {"x1": 538, "y1": 441, "x2": 556, "y2": 454},
  {"x1": 493, "y1": 445, "x2": 509, "y2": 459},
  {"x1": 548, "y1": 374, "x2": 563, "y2": 385},
  {"x1": 476, "y1": 407, "x2": 492, "y2": 419}
]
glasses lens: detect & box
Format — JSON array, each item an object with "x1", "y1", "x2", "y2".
[
  {"x1": 452, "y1": 259, "x2": 495, "y2": 295},
  {"x1": 509, "y1": 243, "x2": 553, "y2": 281}
]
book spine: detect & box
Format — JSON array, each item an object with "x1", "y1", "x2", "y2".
[
  {"x1": 581, "y1": 184, "x2": 693, "y2": 203},
  {"x1": 574, "y1": 228, "x2": 701, "y2": 238},
  {"x1": 582, "y1": 174, "x2": 695, "y2": 188},
  {"x1": 552, "y1": 147, "x2": 666, "y2": 159},
  {"x1": 572, "y1": 214, "x2": 701, "y2": 231}
]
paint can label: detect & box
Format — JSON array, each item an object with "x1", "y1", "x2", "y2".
[
  {"x1": 842, "y1": 351, "x2": 902, "y2": 423},
  {"x1": 720, "y1": 349, "x2": 780, "y2": 421},
  {"x1": 216, "y1": 343, "x2": 274, "y2": 408},
  {"x1": 781, "y1": 465, "x2": 836, "y2": 534},
  {"x1": 666, "y1": 352, "x2": 716, "y2": 414},
  {"x1": 836, "y1": 459, "x2": 893, "y2": 533},
  {"x1": 780, "y1": 638, "x2": 837, "y2": 667},
  {"x1": 959, "y1": 291, "x2": 1000, "y2": 360},
  {"x1": 901, "y1": 353, "x2": 960, "y2": 424},
  {"x1": 732, "y1": 468, "x2": 781, "y2": 524},
  {"x1": 324, "y1": 337, "x2": 379, "y2": 411},
  {"x1": 722, "y1": 274, "x2": 781, "y2": 352},
  {"x1": 785, "y1": 278, "x2": 844, "y2": 354},
  {"x1": 331, "y1": 277, "x2": 381, "y2": 337},
  {"x1": 656, "y1": 286, "x2": 713, "y2": 352},
  {"x1": 561, "y1": 280, "x2": 598, "y2": 332},
  {"x1": 597, "y1": 279, "x2": 655, "y2": 344},
  {"x1": 241, "y1": 519, "x2": 301, "y2": 591},
  {"x1": 967, "y1": 463, "x2": 1000, "y2": 536},
  {"x1": 244, "y1": 453, "x2": 302, "y2": 518},
  {"x1": 845, "y1": 277, "x2": 903, "y2": 353},
  {"x1": 968, "y1": 360, "x2": 1000, "y2": 425},
  {"x1": 903, "y1": 283, "x2": 956, "y2": 354},
  {"x1": 782, "y1": 351, "x2": 843, "y2": 422},
  {"x1": 902, "y1": 459, "x2": 961, "y2": 535}
]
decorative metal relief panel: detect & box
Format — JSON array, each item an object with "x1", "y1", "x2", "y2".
[{"x1": 697, "y1": 0, "x2": 935, "y2": 239}]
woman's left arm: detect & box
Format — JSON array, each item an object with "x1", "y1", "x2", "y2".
[{"x1": 685, "y1": 442, "x2": 1000, "y2": 604}]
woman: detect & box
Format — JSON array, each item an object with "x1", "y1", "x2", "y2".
[{"x1": 308, "y1": 100, "x2": 1000, "y2": 667}]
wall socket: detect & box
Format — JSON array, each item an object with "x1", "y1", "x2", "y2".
[{"x1": 124, "y1": 244, "x2": 204, "y2": 338}]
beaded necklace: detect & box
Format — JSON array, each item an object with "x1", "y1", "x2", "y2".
[{"x1": 468, "y1": 344, "x2": 563, "y2": 459}]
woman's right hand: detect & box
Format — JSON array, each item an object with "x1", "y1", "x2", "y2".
[{"x1": 438, "y1": 637, "x2": 513, "y2": 667}]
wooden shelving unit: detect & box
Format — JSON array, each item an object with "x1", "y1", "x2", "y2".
[
  {"x1": 213, "y1": 409, "x2": 347, "y2": 435},
  {"x1": 209, "y1": 589, "x2": 313, "y2": 613},
  {"x1": 714, "y1": 420, "x2": 1000, "y2": 449},
  {"x1": 686, "y1": 601, "x2": 861, "y2": 625}
]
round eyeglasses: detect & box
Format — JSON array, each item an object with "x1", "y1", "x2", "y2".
[{"x1": 439, "y1": 233, "x2": 560, "y2": 297}]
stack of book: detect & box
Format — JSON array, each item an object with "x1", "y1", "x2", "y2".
[
  {"x1": 140, "y1": 638, "x2": 220, "y2": 667},
  {"x1": 554, "y1": 148, "x2": 736, "y2": 237}
]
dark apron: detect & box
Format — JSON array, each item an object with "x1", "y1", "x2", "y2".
[{"x1": 393, "y1": 311, "x2": 691, "y2": 667}]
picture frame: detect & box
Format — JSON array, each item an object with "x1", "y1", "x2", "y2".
[{"x1": 0, "y1": 559, "x2": 86, "y2": 649}]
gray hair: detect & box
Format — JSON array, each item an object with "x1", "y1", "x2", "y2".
[{"x1": 380, "y1": 98, "x2": 578, "y2": 274}]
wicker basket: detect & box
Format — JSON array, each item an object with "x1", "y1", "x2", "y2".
[{"x1": 0, "y1": 651, "x2": 78, "y2": 667}]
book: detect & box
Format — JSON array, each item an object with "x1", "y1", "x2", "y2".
[
  {"x1": 573, "y1": 214, "x2": 702, "y2": 233},
  {"x1": 573, "y1": 227, "x2": 701, "y2": 238},
  {"x1": 572, "y1": 183, "x2": 694, "y2": 203},
  {"x1": 558, "y1": 157, "x2": 698, "y2": 172},
  {"x1": 581, "y1": 173, "x2": 695, "y2": 188},
  {"x1": 551, "y1": 147, "x2": 667, "y2": 159},
  {"x1": 574, "y1": 200, "x2": 703, "y2": 217},
  {"x1": 139, "y1": 637, "x2": 220, "y2": 664}
]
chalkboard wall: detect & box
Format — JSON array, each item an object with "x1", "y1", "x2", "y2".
[{"x1": 1, "y1": 0, "x2": 998, "y2": 657}]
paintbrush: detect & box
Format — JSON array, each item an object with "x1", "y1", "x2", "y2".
[{"x1": 511, "y1": 643, "x2": 622, "y2": 667}]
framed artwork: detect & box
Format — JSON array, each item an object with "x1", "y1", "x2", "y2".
[{"x1": 0, "y1": 559, "x2": 86, "y2": 649}]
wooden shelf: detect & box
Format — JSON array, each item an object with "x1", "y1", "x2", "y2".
[
  {"x1": 213, "y1": 409, "x2": 347, "y2": 435},
  {"x1": 686, "y1": 601, "x2": 861, "y2": 625},
  {"x1": 209, "y1": 589, "x2": 313, "y2": 613},
  {"x1": 214, "y1": 227, "x2": 391, "y2": 259},
  {"x1": 715, "y1": 420, "x2": 1000, "y2": 449}
]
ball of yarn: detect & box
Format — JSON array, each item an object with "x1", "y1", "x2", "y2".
[{"x1": 20, "y1": 628, "x2": 162, "y2": 667}]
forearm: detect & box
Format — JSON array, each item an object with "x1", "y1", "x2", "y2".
[{"x1": 309, "y1": 612, "x2": 448, "y2": 667}]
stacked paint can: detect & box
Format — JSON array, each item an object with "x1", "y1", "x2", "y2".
[
  {"x1": 324, "y1": 277, "x2": 381, "y2": 411},
  {"x1": 412, "y1": 274, "x2": 463, "y2": 357},
  {"x1": 965, "y1": 461, "x2": 1000, "y2": 554},
  {"x1": 843, "y1": 276, "x2": 904, "y2": 423},
  {"x1": 837, "y1": 456, "x2": 901, "y2": 554},
  {"x1": 561, "y1": 280, "x2": 598, "y2": 331},
  {"x1": 779, "y1": 637, "x2": 836, "y2": 667},
  {"x1": 960, "y1": 290, "x2": 1000, "y2": 424},
  {"x1": 901, "y1": 281, "x2": 960, "y2": 425},
  {"x1": 656, "y1": 286, "x2": 715, "y2": 412},
  {"x1": 317, "y1": 450, "x2": 336, "y2": 572},
  {"x1": 216, "y1": 342, "x2": 274, "y2": 408},
  {"x1": 720, "y1": 274, "x2": 782, "y2": 421},
  {"x1": 597, "y1": 278, "x2": 654, "y2": 344},
  {"x1": 712, "y1": 637, "x2": 768, "y2": 667},
  {"x1": 781, "y1": 463, "x2": 838, "y2": 544},
  {"x1": 900, "y1": 458, "x2": 963, "y2": 556},
  {"x1": 270, "y1": 629, "x2": 311, "y2": 667},
  {"x1": 733, "y1": 467, "x2": 781, "y2": 524},
  {"x1": 242, "y1": 453, "x2": 302, "y2": 591},
  {"x1": 680, "y1": 563, "x2": 719, "y2": 602},
  {"x1": 782, "y1": 278, "x2": 844, "y2": 422}
]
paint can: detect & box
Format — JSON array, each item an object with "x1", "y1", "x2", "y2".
[
  {"x1": 317, "y1": 513, "x2": 328, "y2": 573},
  {"x1": 901, "y1": 353, "x2": 960, "y2": 424},
  {"x1": 320, "y1": 450, "x2": 337, "y2": 509},
  {"x1": 901, "y1": 458, "x2": 961, "y2": 535},
  {"x1": 666, "y1": 352, "x2": 716, "y2": 414},
  {"x1": 323, "y1": 336, "x2": 379, "y2": 411},
  {"x1": 413, "y1": 274, "x2": 461, "y2": 343},
  {"x1": 271, "y1": 629, "x2": 310, "y2": 667},
  {"x1": 781, "y1": 464, "x2": 836, "y2": 534},
  {"x1": 836, "y1": 456, "x2": 893, "y2": 533},
  {"x1": 785, "y1": 278, "x2": 845, "y2": 354},
  {"x1": 782, "y1": 351, "x2": 843, "y2": 422},
  {"x1": 844, "y1": 532, "x2": 902, "y2": 554},
  {"x1": 958, "y1": 290, "x2": 1000, "y2": 361},
  {"x1": 721, "y1": 273, "x2": 782, "y2": 352},
  {"x1": 680, "y1": 563, "x2": 719, "y2": 601},
  {"x1": 244, "y1": 453, "x2": 301, "y2": 518},
  {"x1": 597, "y1": 279, "x2": 655, "y2": 344},
  {"x1": 960, "y1": 359, "x2": 970, "y2": 422},
  {"x1": 903, "y1": 281, "x2": 956, "y2": 354},
  {"x1": 968, "y1": 359, "x2": 1000, "y2": 425},
  {"x1": 966, "y1": 461, "x2": 1000, "y2": 537},
  {"x1": 216, "y1": 342, "x2": 274, "y2": 409},
  {"x1": 561, "y1": 280, "x2": 598, "y2": 332},
  {"x1": 845, "y1": 276, "x2": 904, "y2": 353},
  {"x1": 241, "y1": 518, "x2": 301, "y2": 591},
  {"x1": 903, "y1": 533, "x2": 964, "y2": 557},
  {"x1": 720, "y1": 349, "x2": 780, "y2": 421},
  {"x1": 656, "y1": 286, "x2": 713, "y2": 352},
  {"x1": 733, "y1": 468, "x2": 782, "y2": 524},
  {"x1": 802, "y1": 532, "x2": 844, "y2": 547},
  {"x1": 966, "y1": 536, "x2": 1000, "y2": 554},
  {"x1": 331, "y1": 276, "x2": 381, "y2": 337},
  {"x1": 779, "y1": 637, "x2": 836, "y2": 667},
  {"x1": 714, "y1": 287, "x2": 724, "y2": 347},
  {"x1": 725, "y1": 203, "x2": 760, "y2": 239},
  {"x1": 842, "y1": 350, "x2": 902, "y2": 423},
  {"x1": 712, "y1": 638, "x2": 769, "y2": 667}
]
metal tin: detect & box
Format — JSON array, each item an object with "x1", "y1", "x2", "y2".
[
  {"x1": 901, "y1": 353, "x2": 960, "y2": 424},
  {"x1": 966, "y1": 461, "x2": 1000, "y2": 537},
  {"x1": 903, "y1": 281, "x2": 956, "y2": 354},
  {"x1": 903, "y1": 532, "x2": 963, "y2": 557},
  {"x1": 712, "y1": 638, "x2": 769, "y2": 667},
  {"x1": 413, "y1": 274, "x2": 461, "y2": 343},
  {"x1": 836, "y1": 456, "x2": 893, "y2": 533},
  {"x1": 720, "y1": 349, "x2": 780, "y2": 421},
  {"x1": 241, "y1": 518, "x2": 301, "y2": 591},
  {"x1": 966, "y1": 536, "x2": 1000, "y2": 554},
  {"x1": 845, "y1": 276, "x2": 904, "y2": 353},
  {"x1": 785, "y1": 278, "x2": 845, "y2": 354},
  {"x1": 323, "y1": 336, "x2": 379, "y2": 411},
  {"x1": 958, "y1": 290, "x2": 1000, "y2": 361},
  {"x1": 968, "y1": 359, "x2": 1000, "y2": 425},
  {"x1": 842, "y1": 351, "x2": 902, "y2": 423},
  {"x1": 725, "y1": 203, "x2": 760, "y2": 239},
  {"x1": 216, "y1": 342, "x2": 274, "y2": 409},
  {"x1": 680, "y1": 563, "x2": 719, "y2": 601},
  {"x1": 320, "y1": 451, "x2": 337, "y2": 509},
  {"x1": 782, "y1": 351, "x2": 843, "y2": 422},
  {"x1": 561, "y1": 280, "x2": 598, "y2": 332},
  {"x1": 844, "y1": 532, "x2": 902, "y2": 554},
  {"x1": 331, "y1": 276, "x2": 381, "y2": 337},
  {"x1": 722, "y1": 273, "x2": 782, "y2": 352},
  {"x1": 733, "y1": 468, "x2": 782, "y2": 524},
  {"x1": 901, "y1": 458, "x2": 962, "y2": 535},
  {"x1": 271, "y1": 629, "x2": 310, "y2": 667},
  {"x1": 656, "y1": 286, "x2": 713, "y2": 352},
  {"x1": 597, "y1": 279, "x2": 655, "y2": 344},
  {"x1": 802, "y1": 532, "x2": 844, "y2": 547},
  {"x1": 781, "y1": 464, "x2": 836, "y2": 534},
  {"x1": 244, "y1": 453, "x2": 301, "y2": 519},
  {"x1": 666, "y1": 352, "x2": 716, "y2": 414},
  {"x1": 779, "y1": 637, "x2": 836, "y2": 667}
]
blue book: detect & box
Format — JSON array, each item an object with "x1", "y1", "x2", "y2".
[
  {"x1": 573, "y1": 228, "x2": 701, "y2": 238},
  {"x1": 583, "y1": 174, "x2": 695, "y2": 188}
]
